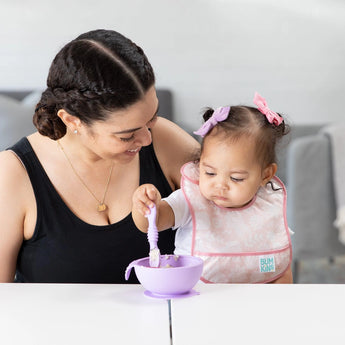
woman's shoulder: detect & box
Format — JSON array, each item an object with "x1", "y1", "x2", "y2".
[
  {"x1": 0, "y1": 133, "x2": 41, "y2": 179},
  {"x1": 0, "y1": 148, "x2": 32, "y2": 212},
  {"x1": 152, "y1": 117, "x2": 200, "y2": 155},
  {"x1": 151, "y1": 117, "x2": 200, "y2": 189},
  {"x1": 152, "y1": 116, "x2": 195, "y2": 139},
  {"x1": 0, "y1": 148, "x2": 27, "y2": 179}
]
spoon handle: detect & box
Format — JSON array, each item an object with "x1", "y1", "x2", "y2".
[
  {"x1": 146, "y1": 204, "x2": 161, "y2": 267},
  {"x1": 147, "y1": 204, "x2": 158, "y2": 249}
]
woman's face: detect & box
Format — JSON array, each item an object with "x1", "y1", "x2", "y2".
[{"x1": 80, "y1": 86, "x2": 159, "y2": 163}]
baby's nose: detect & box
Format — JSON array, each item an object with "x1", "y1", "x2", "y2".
[{"x1": 215, "y1": 178, "x2": 229, "y2": 190}]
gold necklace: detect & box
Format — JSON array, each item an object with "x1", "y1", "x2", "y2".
[{"x1": 57, "y1": 140, "x2": 114, "y2": 212}]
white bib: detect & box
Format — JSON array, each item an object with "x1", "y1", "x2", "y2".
[{"x1": 181, "y1": 162, "x2": 292, "y2": 283}]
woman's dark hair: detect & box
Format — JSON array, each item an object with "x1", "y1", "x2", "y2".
[
  {"x1": 33, "y1": 29, "x2": 155, "y2": 139},
  {"x1": 200, "y1": 106, "x2": 290, "y2": 168}
]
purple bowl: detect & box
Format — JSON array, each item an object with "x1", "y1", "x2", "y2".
[{"x1": 125, "y1": 254, "x2": 203, "y2": 297}]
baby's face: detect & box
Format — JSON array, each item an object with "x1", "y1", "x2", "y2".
[{"x1": 198, "y1": 135, "x2": 265, "y2": 208}]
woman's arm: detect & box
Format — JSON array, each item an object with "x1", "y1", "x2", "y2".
[
  {"x1": 270, "y1": 266, "x2": 293, "y2": 284},
  {"x1": 151, "y1": 117, "x2": 200, "y2": 190},
  {"x1": 0, "y1": 151, "x2": 27, "y2": 282}
]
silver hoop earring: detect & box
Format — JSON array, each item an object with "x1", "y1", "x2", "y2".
[{"x1": 74, "y1": 129, "x2": 78, "y2": 134}]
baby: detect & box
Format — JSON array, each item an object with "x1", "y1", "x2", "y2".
[{"x1": 132, "y1": 93, "x2": 293, "y2": 283}]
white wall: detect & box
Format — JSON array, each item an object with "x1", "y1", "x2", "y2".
[{"x1": 1, "y1": 0, "x2": 344, "y2": 127}]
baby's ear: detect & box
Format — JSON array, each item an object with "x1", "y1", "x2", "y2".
[{"x1": 261, "y1": 163, "x2": 277, "y2": 186}]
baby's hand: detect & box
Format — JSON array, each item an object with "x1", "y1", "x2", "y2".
[{"x1": 132, "y1": 184, "x2": 161, "y2": 216}]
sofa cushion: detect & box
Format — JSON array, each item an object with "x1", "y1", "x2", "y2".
[
  {"x1": 276, "y1": 124, "x2": 324, "y2": 184},
  {"x1": 21, "y1": 90, "x2": 42, "y2": 107},
  {"x1": 0, "y1": 95, "x2": 37, "y2": 150}
]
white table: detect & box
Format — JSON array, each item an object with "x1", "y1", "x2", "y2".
[
  {"x1": 171, "y1": 283, "x2": 345, "y2": 345},
  {"x1": 0, "y1": 284, "x2": 170, "y2": 345},
  {"x1": 3, "y1": 283, "x2": 345, "y2": 345}
]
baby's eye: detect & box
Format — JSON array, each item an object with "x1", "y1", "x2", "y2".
[
  {"x1": 231, "y1": 177, "x2": 244, "y2": 182},
  {"x1": 205, "y1": 171, "x2": 216, "y2": 176},
  {"x1": 120, "y1": 134, "x2": 135, "y2": 142}
]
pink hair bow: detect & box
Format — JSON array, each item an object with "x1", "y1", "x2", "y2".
[
  {"x1": 253, "y1": 92, "x2": 283, "y2": 126},
  {"x1": 193, "y1": 106, "x2": 230, "y2": 137}
]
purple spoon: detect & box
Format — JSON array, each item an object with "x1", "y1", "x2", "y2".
[{"x1": 146, "y1": 204, "x2": 161, "y2": 268}]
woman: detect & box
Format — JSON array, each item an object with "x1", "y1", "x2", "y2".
[{"x1": 0, "y1": 29, "x2": 199, "y2": 283}]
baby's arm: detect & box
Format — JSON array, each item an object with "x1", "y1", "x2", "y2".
[{"x1": 132, "y1": 184, "x2": 175, "y2": 233}]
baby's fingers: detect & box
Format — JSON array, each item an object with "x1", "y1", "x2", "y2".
[
  {"x1": 132, "y1": 197, "x2": 150, "y2": 216},
  {"x1": 145, "y1": 186, "x2": 159, "y2": 206},
  {"x1": 132, "y1": 187, "x2": 153, "y2": 215}
]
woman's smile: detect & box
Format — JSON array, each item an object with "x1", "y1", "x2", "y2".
[{"x1": 125, "y1": 147, "x2": 141, "y2": 156}]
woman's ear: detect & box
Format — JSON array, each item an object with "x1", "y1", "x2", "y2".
[
  {"x1": 57, "y1": 109, "x2": 81, "y2": 133},
  {"x1": 261, "y1": 163, "x2": 277, "y2": 186}
]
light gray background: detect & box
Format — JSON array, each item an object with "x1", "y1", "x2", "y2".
[{"x1": 1, "y1": 0, "x2": 344, "y2": 128}]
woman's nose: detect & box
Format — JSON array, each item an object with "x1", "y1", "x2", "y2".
[{"x1": 135, "y1": 126, "x2": 152, "y2": 146}]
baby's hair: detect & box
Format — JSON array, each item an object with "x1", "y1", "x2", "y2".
[
  {"x1": 33, "y1": 29, "x2": 155, "y2": 140},
  {"x1": 200, "y1": 106, "x2": 289, "y2": 169}
]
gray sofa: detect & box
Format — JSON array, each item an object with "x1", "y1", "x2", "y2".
[
  {"x1": 0, "y1": 90, "x2": 38, "y2": 150},
  {"x1": 286, "y1": 129, "x2": 345, "y2": 281},
  {"x1": 277, "y1": 124, "x2": 345, "y2": 281}
]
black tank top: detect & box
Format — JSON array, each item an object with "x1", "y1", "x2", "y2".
[{"x1": 9, "y1": 137, "x2": 175, "y2": 283}]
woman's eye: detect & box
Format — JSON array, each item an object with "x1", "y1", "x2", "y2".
[
  {"x1": 120, "y1": 134, "x2": 135, "y2": 142},
  {"x1": 148, "y1": 114, "x2": 158, "y2": 124},
  {"x1": 147, "y1": 115, "x2": 158, "y2": 129}
]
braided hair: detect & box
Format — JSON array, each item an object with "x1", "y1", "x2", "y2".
[{"x1": 33, "y1": 29, "x2": 155, "y2": 140}]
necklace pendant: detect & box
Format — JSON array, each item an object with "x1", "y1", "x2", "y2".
[{"x1": 97, "y1": 203, "x2": 107, "y2": 212}]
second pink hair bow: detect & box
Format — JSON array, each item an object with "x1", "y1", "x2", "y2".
[
  {"x1": 253, "y1": 92, "x2": 283, "y2": 126},
  {"x1": 193, "y1": 106, "x2": 230, "y2": 137}
]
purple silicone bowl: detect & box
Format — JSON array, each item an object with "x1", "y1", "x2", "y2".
[{"x1": 125, "y1": 254, "x2": 203, "y2": 297}]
